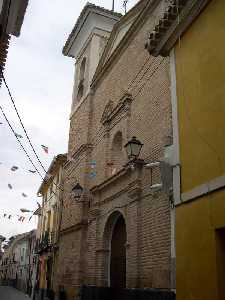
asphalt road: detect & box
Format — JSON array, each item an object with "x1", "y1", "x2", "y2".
[{"x1": 0, "y1": 286, "x2": 30, "y2": 300}]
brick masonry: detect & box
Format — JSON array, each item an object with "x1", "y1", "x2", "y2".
[{"x1": 55, "y1": 1, "x2": 173, "y2": 299}]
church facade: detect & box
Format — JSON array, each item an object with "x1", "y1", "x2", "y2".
[{"x1": 55, "y1": 1, "x2": 174, "y2": 299}]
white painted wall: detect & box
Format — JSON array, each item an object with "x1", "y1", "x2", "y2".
[{"x1": 69, "y1": 12, "x2": 118, "y2": 58}]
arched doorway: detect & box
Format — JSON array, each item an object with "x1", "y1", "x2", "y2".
[{"x1": 110, "y1": 214, "x2": 126, "y2": 288}]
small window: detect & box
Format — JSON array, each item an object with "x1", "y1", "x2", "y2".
[
  {"x1": 79, "y1": 57, "x2": 86, "y2": 82},
  {"x1": 77, "y1": 57, "x2": 86, "y2": 102},
  {"x1": 109, "y1": 131, "x2": 124, "y2": 176}
]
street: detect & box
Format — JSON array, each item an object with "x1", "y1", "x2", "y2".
[{"x1": 0, "y1": 286, "x2": 30, "y2": 300}]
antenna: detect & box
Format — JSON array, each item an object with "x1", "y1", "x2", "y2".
[
  {"x1": 112, "y1": 0, "x2": 115, "y2": 11},
  {"x1": 123, "y1": 0, "x2": 128, "y2": 14}
]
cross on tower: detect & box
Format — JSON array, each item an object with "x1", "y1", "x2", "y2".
[
  {"x1": 112, "y1": 0, "x2": 129, "y2": 14},
  {"x1": 123, "y1": 0, "x2": 128, "y2": 14}
]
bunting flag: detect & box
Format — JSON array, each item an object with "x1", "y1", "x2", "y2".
[
  {"x1": 89, "y1": 160, "x2": 97, "y2": 178},
  {"x1": 41, "y1": 145, "x2": 48, "y2": 154},
  {"x1": 89, "y1": 171, "x2": 97, "y2": 178},
  {"x1": 8, "y1": 183, "x2": 12, "y2": 189},
  {"x1": 20, "y1": 208, "x2": 31, "y2": 213},
  {"x1": 28, "y1": 170, "x2": 36, "y2": 174},
  {"x1": 90, "y1": 160, "x2": 97, "y2": 168},
  {"x1": 15, "y1": 133, "x2": 23, "y2": 139},
  {"x1": 22, "y1": 193, "x2": 28, "y2": 198},
  {"x1": 0, "y1": 213, "x2": 34, "y2": 223},
  {"x1": 11, "y1": 166, "x2": 19, "y2": 171}
]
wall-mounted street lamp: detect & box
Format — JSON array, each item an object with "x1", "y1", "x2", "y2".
[
  {"x1": 71, "y1": 183, "x2": 84, "y2": 200},
  {"x1": 124, "y1": 136, "x2": 173, "y2": 195},
  {"x1": 124, "y1": 136, "x2": 143, "y2": 161},
  {"x1": 71, "y1": 182, "x2": 94, "y2": 202}
]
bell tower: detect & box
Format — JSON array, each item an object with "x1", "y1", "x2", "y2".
[{"x1": 63, "y1": 3, "x2": 121, "y2": 114}]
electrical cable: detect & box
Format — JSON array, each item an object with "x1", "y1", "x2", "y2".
[
  {"x1": 0, "y1": 68, "x2": 65, "y2": 193},
  {"x1": 0, "y1": 54, "x2": 165, "y2": 208},
  {"x1": 0, "y1": 106, "x2": 70, "y2": 208},
  {"x1": 0, "y1": 106, "x2": 44, "y2": 180},
  {"x1": 0, "y1": 67, "x2": 47, "y2": 174}
]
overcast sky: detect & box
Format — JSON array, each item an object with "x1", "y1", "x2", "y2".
[{"x1": 0, "y1": 0, "x2": 138, "y2": 240}]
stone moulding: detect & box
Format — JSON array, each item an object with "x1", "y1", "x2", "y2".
[
  {"x1": 91, "y1": 167, "x2": 129, "y2": 194},
  {"x1": 65, "y1": 143, "x2": 93, "y2": 170},
  {"x1": 100, "y1": 93, "x2": 133, "y2": 128},
  {"x1": 60, "y1": 220, "x2": 88, "y2": 236},
  {"x1": 145, "y1": 0, "x2": 211, "y2": 57}
]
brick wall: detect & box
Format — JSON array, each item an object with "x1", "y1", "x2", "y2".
[{"x1": 56, "y1": 1, "x2": 172, "y2": 299}]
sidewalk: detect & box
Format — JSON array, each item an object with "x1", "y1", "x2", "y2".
[{"x1": 0, "y1": 286, "x2": 30, "y2": 300}]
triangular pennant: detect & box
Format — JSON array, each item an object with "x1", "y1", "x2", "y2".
[
  {"x1": 11, "y1": 166, "x2": 19, "y2": 171},
  {"x1": 41, "y1": 145, "x2": 48, "y2": 154},
  {"x1": 28, "y1": 170, "x2": 36, "y2": 174},
  {"x1": 15, "y1": 133, "x2": 23, "y2": 139}
]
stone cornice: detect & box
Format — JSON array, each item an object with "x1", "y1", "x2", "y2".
[
  {"x1": 100, "y1": 93, "x2": 133, "y2": 128},
  {"x1": 63, "y1": 3, "x2": 121, "y2": 57},
  {"x1": 0, "y1": 34, "x2": 10, "y2": 86},
  {"x1": 60, "y1": 220, "x2": 88, "y2": 236},
  {"x1": 145, "y1": 0, "x2": 211, "y2": 57},
  {"x1": 91, "y1": 167, "x2": 129, "y2": 194}
]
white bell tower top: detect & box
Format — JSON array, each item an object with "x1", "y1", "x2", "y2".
[{"x1": 63, "y1": 3, "x2": 121, "y2": 113}]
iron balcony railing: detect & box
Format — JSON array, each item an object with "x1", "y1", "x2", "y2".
[{"x1": 35, "y1": 231, "x2": 57, "y2": 254}]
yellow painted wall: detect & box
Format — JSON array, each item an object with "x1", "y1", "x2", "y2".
[
  {"x1": 175, "y1": 0, "x2": 225, "y2": 192},
  {"x1": 176, "y1": 189, "x2": 225, "y2": 300},
  {"x1": 175, "y1": 0, "x2": 225, "y2": 299}
]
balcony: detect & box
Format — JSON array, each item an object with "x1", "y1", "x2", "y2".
[{"x1": 35, "y1": 231, "x2": 57, "y2": 254}]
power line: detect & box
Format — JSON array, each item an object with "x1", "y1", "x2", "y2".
[
  {"x1": 0, "y1": 106, "x2": 44, "y2": 180},
  {"x1": 0, "y1": 68, "x2": 65, "y2": 194},
  {"x1": 0, "y1": 67, "x2": 47, "y2": 174}
]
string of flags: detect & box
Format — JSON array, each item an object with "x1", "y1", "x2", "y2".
[
  {"x1": 7, "y1": 184, "x2": 29, "y2": 198},
  {"x1": 0, "y1": 121, "x2": 49, "y2": 154},
  {"x1": 0, "y1": 162, "x2": 37, "y2": 174},
  {"x1": 0, "y1": 213, "x2": 34, "y2": 223}
]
